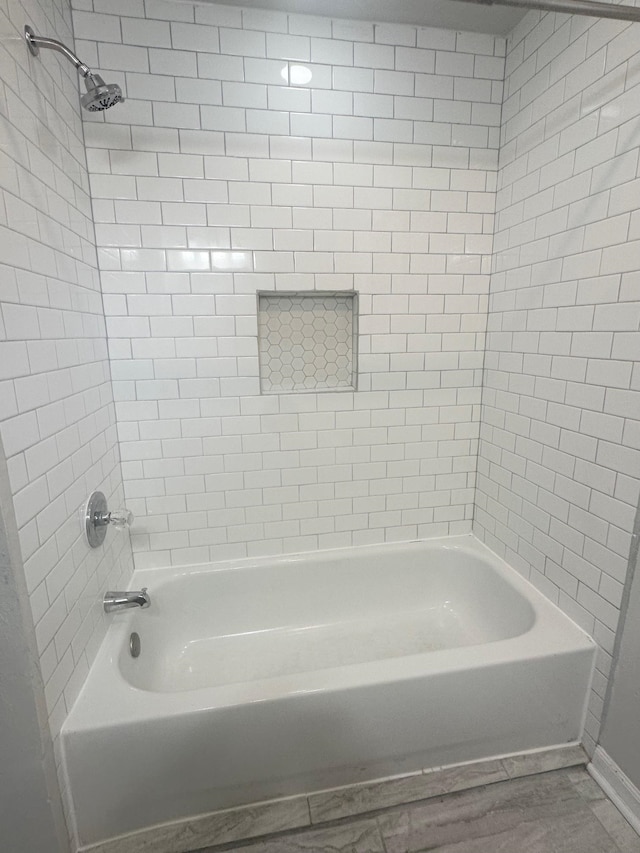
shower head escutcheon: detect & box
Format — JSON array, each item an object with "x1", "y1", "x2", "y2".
[{"x1": 24, "y1": 25, "x2": 124, "y2": 112}]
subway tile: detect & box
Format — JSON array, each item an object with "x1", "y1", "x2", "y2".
[
  {"x1": 266, "y1": 33, "x2": 310, "y2": 62},
  {"x1": 354, "y1": 42, "x2": 395, "y2": 70},
  {"x1": 171, "y1": 22, "x2": 219, "y2": 53},
  {"x1": 122, "y1": 21, "x2": 172, "y2": 53},
  {"x1": 311, "y1": 37, "x2": 353, "y2": 66},
  {"x1": 99, "y1": 42, "x2": 149, "y2": 72},
  {"x1": 220, "y1": 27, "x2": 265, "y2": 57}
]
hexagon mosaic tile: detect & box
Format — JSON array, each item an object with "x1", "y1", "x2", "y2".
[{"x1": 258, "y1": 292, "x2": 357, "y2": 394}]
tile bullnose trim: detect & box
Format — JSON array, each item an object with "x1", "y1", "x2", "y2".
[{"x1": 589, "y1": 746, "x2": 640, "y2": 836}]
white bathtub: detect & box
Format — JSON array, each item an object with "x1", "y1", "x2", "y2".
[{"x1": 62, "y1": 534, "x2": 595, "y2": 849}]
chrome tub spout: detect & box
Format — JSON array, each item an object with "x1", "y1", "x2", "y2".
[{"x1": 104, "y1": 588, "x2": 150, "y2": 613}]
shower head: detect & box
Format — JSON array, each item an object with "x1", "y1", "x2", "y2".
[
  {"x1": 81, "y1": 73, "x2": 123, "y2": 112},
  {"x1": 24, "y1": 25, "x2": 124, "y2": 112}
]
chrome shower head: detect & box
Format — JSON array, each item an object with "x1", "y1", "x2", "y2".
[
  {"x1": 81, "y1": 73, "x2": 124, "y2": 112},
  {"x1": 24, "y1": 25, "x2": 124, "y2": 112}
]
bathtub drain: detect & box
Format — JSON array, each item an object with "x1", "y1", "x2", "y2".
[{"x1": 129, "y1": 632, "x2": 141, "y2": 658}]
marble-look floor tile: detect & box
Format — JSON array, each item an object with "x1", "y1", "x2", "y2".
[
  {"x1": 589, "y1": 799, "x2": 640, "y2": 853},
  {"x1": 205, "y1": 817, "x2": 384, "y2": 853},
  {"x1": 184, "y1": 768, "x2": 639, "y2": 853},
  {"x1": 501, "y1": 744, "x2": 586, "y2": 779},
  {"x1": 308, "y1": 759, "x2": 508, "y2": 824},
  {"x1": 377, "y1": 770, "x2": 588, "y2": 853},
  {"x1": 567, "y1": 767, "x2": 608, "y2": 803},
  {"x1": 84, "y1": 795, "x2": 310, "y2": 853},
  {"x1": 403, "y1": 809, "x2": 622, "y2": 853}
]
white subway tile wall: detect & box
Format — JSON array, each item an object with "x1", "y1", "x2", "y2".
[
  {"x1": 74, "y1": 1, "x2": 504, "y2": 566},
  {"x1": 475, "y1": 10, "x2": 640, "y2": 753},
  {"x1": 0, "y1": 0, "x2": 133, "y2": 763}
]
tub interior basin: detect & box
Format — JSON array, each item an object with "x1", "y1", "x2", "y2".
[{"x1": 120, "y1": 542, "x2": 535, "y2": 692}]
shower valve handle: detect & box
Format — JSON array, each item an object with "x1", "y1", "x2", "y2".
[
  {"x1": 96, "y1": 508, "x2": 134, "y2": 529},
  {"x1": 85, "y1": 491, "x2": 133, "y2": 548},
  {"x1": 110, "y1": 508, "x2": 134, "y2": 529}
]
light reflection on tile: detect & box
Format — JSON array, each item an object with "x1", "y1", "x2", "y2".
[
  {"x1": 167, "y1": 249, "x2": 211, "y2": 271},
  {"x1": 211, "y1": 250, "x2": 254, "y2": 271}
]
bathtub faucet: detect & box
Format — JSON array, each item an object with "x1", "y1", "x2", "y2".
[{"x1": 103, "y1": 588, "x2": 151, "y2": 613}]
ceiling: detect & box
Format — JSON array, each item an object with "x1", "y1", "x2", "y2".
[{"x1": 205, "y1": 0, "x2": 527, "y2": 36}]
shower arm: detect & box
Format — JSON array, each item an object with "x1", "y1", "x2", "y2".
[
  {"x1": 24, "y1": 26, "x2": 92, "y2": 77},
  {"x1": 463, "y1": 0, "x2": 640, "y2": 23}
]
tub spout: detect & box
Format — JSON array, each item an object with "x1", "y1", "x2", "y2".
[{"x1": 104, "y1": 588, "x2": 150, "y2": 613}]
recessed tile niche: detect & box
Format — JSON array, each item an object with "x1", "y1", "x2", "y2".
[{"x1": 257, "y1": 292, "x2": 358, "y2": 394}]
